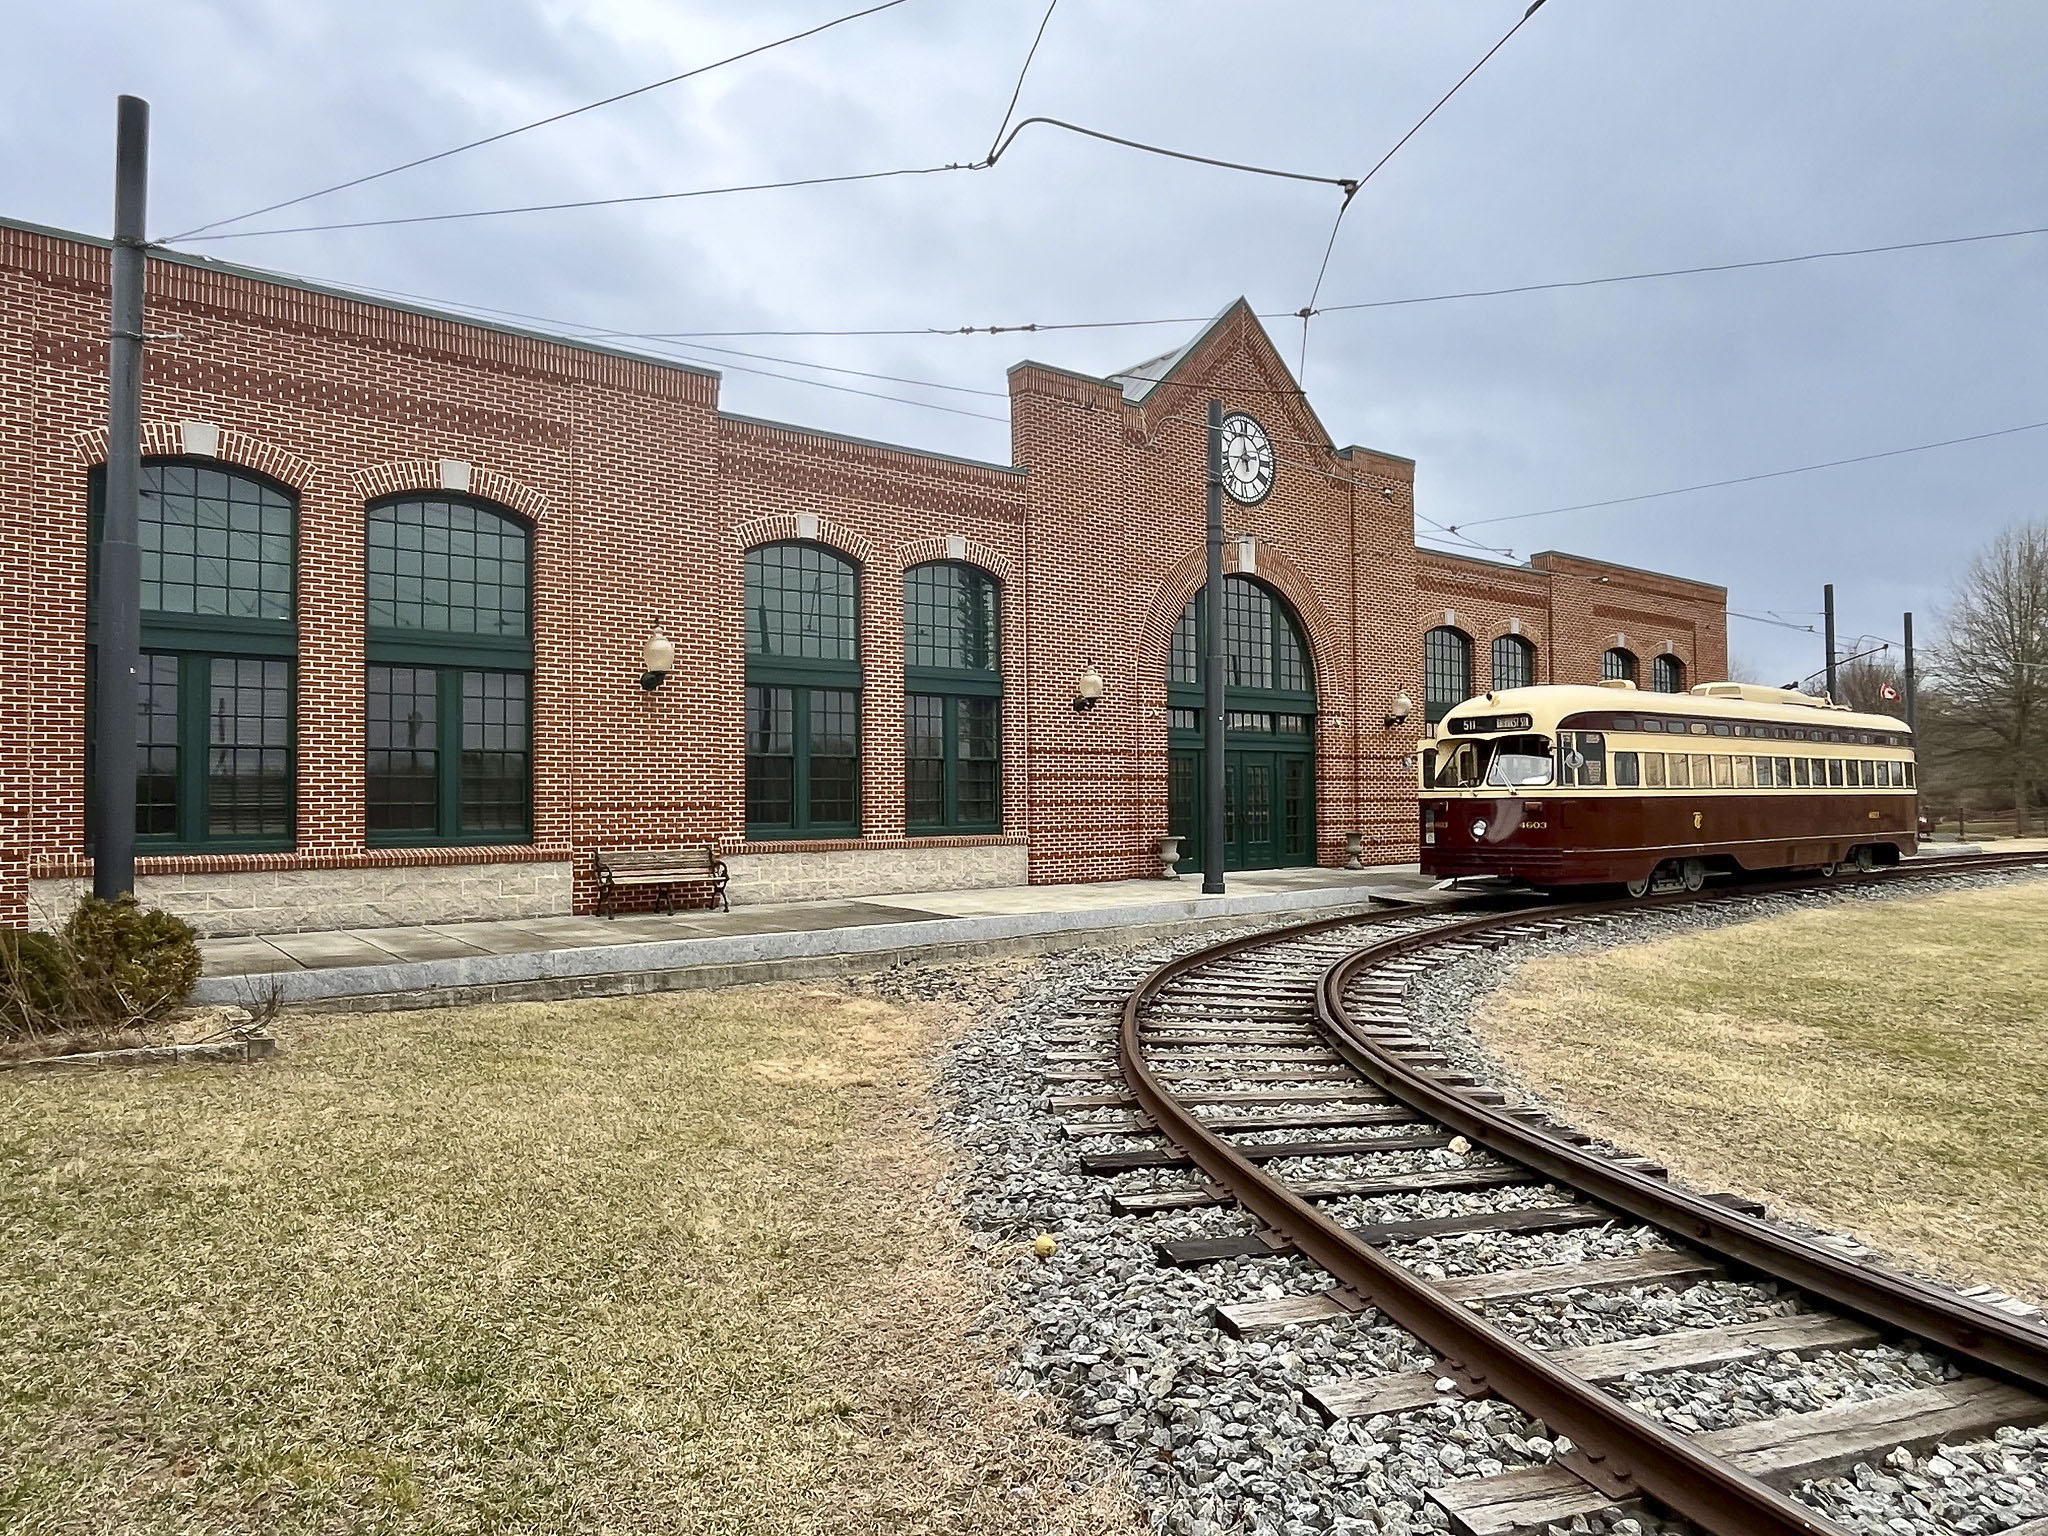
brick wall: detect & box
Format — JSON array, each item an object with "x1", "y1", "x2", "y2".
[{"x1": 0, "y1": 222, "x2": 1727, "y2": 929}]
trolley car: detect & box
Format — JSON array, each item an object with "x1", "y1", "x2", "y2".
[{"x1": 1418, "y1": 681, "x2": 1917, "y2": 895}]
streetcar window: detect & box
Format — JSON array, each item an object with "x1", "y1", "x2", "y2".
[
  {"x1": 1641, "y1": 718, "x2": 1663, "y2": 733},
  {"x1": 1420, "y1": 747, "x2": 1438, "y2": 788},
  {"x1": 1614, "y1": 751, "x2": 1640, "y2": 788},
  {"x1": 1644, "y1": 752, "x2": 1665, "y2": 787},
  {"x1": 1794, "y1": 758, "x2": 1810, "y2": 786},
  {"x1": 1690, "y1": 722, "x2": 1709, "y2": 735},
  {"x1": 1691, "y1": 753, "x2": 1712, "y2": 785},
  {"x1": 1432, "y1": 741, "x2": 1487, "y2": 789},
  {"x1": 1713, "y1": 755, "x2": 1734, "y2": 788},
  {"x1": 1776, "y1": 756, "x2": 1793, "y2": 786},
  {"x1": 1733, "y1": 724, "x2": 1751, "y2": 737},
  {"x1": 1828, "y1": 759, "x2": 1844, "y2": 787},
  {"x1": 1668, "y1": 753, "x2": 1690, "y2": 787},
  {"x1": 1861, "y1": 760, "x2": 1875, "y2": 786},
  {"x1": 1559, "y1": 730, "x2": 1606, "y2": 787},
  {"x1": 1792, "y1": 729, "x2": 1807, "y2": 741},
  {"x1": 1711, "y1": 723, "x2": 1732, "y2": 738},
  {"x1": 1613, "y1": 716, "x2": 1637, "y2": 732},
  {"x1": 1906, "y1": 763, "x2": 1916, "y2": 787},
  {"x1": 1733, "y1": 756, "x2": 1753, "y2": 788},
  {"x1": 1484, "y1": 736, "x2": 1555, "y2": 788},
  {"x1": 1891, "y1": 761, "x2": 1905, "y2": 787},
  {"x1": 1756, "y1": 756, "x2": 1774, "y2": 787}
]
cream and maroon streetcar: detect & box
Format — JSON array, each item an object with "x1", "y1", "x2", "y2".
[{"x1": 1418, "y1": 681, "x2": 1918, "y2": 896}]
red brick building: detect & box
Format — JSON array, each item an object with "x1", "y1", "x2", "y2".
[{"x1": 0, "y1": 217, "x2": 1726, "y2": 935}]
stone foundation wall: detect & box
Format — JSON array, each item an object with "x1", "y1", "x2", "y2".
[
  {"x1": 723, "y1": 842, "x2": 1028, "y2": 905},
  {"x1": 30, "y1": 860, "x2": 576, "y2": 938}
]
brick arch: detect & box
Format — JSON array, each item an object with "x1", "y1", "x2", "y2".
[
  {"x1": 731, "y1": 512, "x2": 874, "y2": 566},
  {"x1": 72, "y1": 422, "x2": 315, "y2": 490},
  {"x1": 891, "y1": 535, "x2": 1015, "y2": 581},
  {"x1": 352, "y1": 459, "x2": 551, "y2": 523},
  {"x1": 1136, "y1": 540, "x2": 1341, "y2": 700}
]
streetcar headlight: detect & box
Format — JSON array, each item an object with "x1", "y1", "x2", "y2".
[{"x1": 1471, "y1": 818, "x2": 1488, "y2": 839}]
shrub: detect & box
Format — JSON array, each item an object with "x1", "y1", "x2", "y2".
[
  {"x1": 0, "y1": 929, "x2": 71, "y2": 1040},
  {"x1": 60, "y1": 896, "x2": 203, "y2": 1031}
]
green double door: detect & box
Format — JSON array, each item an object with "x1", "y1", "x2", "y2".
[{"x1": 1170, "y1": 747, "x2": 1315, "y2": 871}]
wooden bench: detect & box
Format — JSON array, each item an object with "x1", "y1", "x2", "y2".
[{"x1": 593, "y1": 847, "x2": 730, "y2": 916}]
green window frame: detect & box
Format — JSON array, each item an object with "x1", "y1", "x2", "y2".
[
  {"x1": 1491, "y1": 633, "x2": 1535, "y2": 691},
  {"x1": 365, "y1": 494, "x2": 534, "y2": 845},
  {"x1": 746, "y1": 542, "x2": 863, "y2": 837},
  {"x1": 904, "y1": 561, "x2": 1002, "y2": 833},
  {"x1": 1423, "y1": 626, "x2": 1472, "y2": 724},
  {"x1": 86, "y1": 460, "x2": 299, "y2": 853}
]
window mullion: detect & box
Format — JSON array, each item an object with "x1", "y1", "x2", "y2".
[
  {"x1": 437, "y1": 668, "x2": 463, "y2": 840},
  {"x1": 179, "y1": 652, "x2": 209, "y2": 845},
  {"x1": 942, "y1": 695, "x2": 959, "y2": 829},
  {"x1": 793, "y1": 686, "x2": 813, "y2": 833}
]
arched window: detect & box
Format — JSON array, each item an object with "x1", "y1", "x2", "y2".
[
  {"x1": 1491, "y1": 633, "x2": 1536, "y2": 691},
  {"x1": 89, "y1": 459, "x2": 297, "y2": 850},
  {"x1": 1423, "y1": 627, "x2": 1472, "y2": 723},
  {"x1": 1167, "y1": 577, "x2": 1317, "y2": 868},
  {"x1": 745, "y1": 542, "x2": 860, "y2": 836},
  {"x1": 1603, "y1": 647, "x2": 1639, "y2": 684},
  {"x1": 1652, "y1": 654, "x2": 1686, "y2": 693},
  {"x1": 366, "y1": 494, "x2": 533, "y2": 842},
  {"x1": 905, "y1": 562, "x2": 1001, "y2": 831}
]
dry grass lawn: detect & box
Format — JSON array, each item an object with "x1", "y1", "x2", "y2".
[
  {"x1": 0, "y1": 984, "x2": 1131, "y2": 1535},
  {"x1": 1470, "y1": 881, "x2": 2048, "y2": 1303}
]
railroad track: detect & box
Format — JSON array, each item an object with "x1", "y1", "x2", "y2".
[{"x1": 1048, "y1": 851, "x2": 2048, "y2": 1536}]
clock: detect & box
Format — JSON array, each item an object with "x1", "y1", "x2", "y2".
[{"x1": 1220, "y1": 412, "x2": 1274, "y2": 504}]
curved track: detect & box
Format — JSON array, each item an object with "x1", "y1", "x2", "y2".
[{"x1": 1096, "y1": 852, "x2": 2048, "y2": 1536}]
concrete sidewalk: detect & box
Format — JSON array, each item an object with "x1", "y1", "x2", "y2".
[{"x1": 195, "y1": 864, "x2": 1441, "y2": 1011}]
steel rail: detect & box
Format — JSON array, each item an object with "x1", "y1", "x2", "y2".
[{"x1": 1114, "y1": 850, "x2": 2048, "y2": 1536}]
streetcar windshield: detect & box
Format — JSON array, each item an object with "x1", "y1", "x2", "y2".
[
  {"x1": 1485, "y1": 736, "x2": 1555, "y2": 788},
  {"x1": 1430, "y1": 735, "x2": 1554, "y2": 789}
]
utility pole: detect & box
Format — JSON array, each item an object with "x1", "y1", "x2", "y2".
[
  {"x1": 1203, "y1": 400, "x2": 1226, "y2": 895},
  {"x1": 1903, "y1": 611, "x2": 1917, "y2": 733},
  {"x1": 1822, "y1": 583, "x2": 1837, "y2": 702},
  {"x1": 94, "y1": 95, "x2": 148, "y2": 900}
]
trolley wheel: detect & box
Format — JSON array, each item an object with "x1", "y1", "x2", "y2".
[
  {"x1": 1680, "y1": 858, "x2": 1707, "y2": 893},
  {"x1": 1818, "y1": 861, "x2": 1839, "y2": 878},
  {"x1": 1853, "y1": 845, "x2": 1877, "y2": 873},
  {"x1": 1625, "y1": 872, "x2": 1653, "y2": 900}
]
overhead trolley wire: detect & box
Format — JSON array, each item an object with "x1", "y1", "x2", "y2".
[
  {"x1": 1452, "y1": 418, "x2": 2048, "y2": 532},
  {"x1": 163, "y1": 0, "x2": 916, "y2": 242},
  {"x1": 1299, "y1": 0, "x2": 1550, "y2": 377},
  {"x1": 985, "y1": 0, "x2": 1061, "y2": 161}
]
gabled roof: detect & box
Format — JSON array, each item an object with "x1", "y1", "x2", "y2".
[{"x1": 1107, "y1": 302, "x2": 1238, "y2": 402}]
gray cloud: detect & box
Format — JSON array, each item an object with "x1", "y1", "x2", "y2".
[{"x1": 6, "y1": 0, "x2": 2044, "y2": 684}]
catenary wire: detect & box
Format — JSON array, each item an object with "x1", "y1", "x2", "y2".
[
  {"x1": 1454, "y1": 418, "x2": 2048, "y2": 531},
  {"x1": 986, "y1": 0, "x2": 1060, "y2": 161},
  {"x1": 1299, "y1": 0, "x2": 1549, "y2": 373},
  {"x1": 162, "y1": 0, "x2": 916, "y2": 242}
]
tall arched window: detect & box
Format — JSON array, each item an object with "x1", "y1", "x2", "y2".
[
  {"x1": 905, "y1": 562, "x2": 1001, "y2": 831},
  {"x1": 745, "y1": 542, "x2": 860, "y2": 836},
  {"x1": 1491, "y1": 633, "x2": 1536, "y2": 691},
  {"x1": 1167, "y1": 577, "x2": 1317, "y2": 868},
  {"x1": 1423, "y1": 627, "x2": 1473, "y2": 723},
  {"x1": 89, "y1": 459, "x2": 297, "y2": 850},
  {"x1": 1603, "y1": 647, "x2": 1639, "y2": 684},
  {"x1": 1652, "y1": 654, "x2": 1686, "y2": 693},
  {"x1": 366, "y1": 494, "x2": 533, "y2": 842}
]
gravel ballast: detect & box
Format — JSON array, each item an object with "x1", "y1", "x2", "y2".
[{"x1": 895, "y1": 869, "x2": 2048, "y2": 1536}]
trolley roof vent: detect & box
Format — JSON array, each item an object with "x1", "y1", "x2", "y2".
[
  {"x1": 1690, "y1": 681, "x2": 1829, "y2": 708},
  {"x1": 1594, "y1": 678, "x2": 1637, "y2": 690}
]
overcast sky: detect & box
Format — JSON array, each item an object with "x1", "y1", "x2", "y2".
[{"x1": 7, "y1": 1, "x2": 2045, "y2": 684}]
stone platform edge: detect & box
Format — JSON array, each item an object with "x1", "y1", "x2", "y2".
[{"x1": 193, "y1": 881, "x2": 1425, "y2": 1011}]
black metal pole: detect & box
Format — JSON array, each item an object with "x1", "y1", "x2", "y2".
[
  {"x1": 1822, "y1": 583, "x2": 1837, "y2": 702},
  {"x1": 93, "y1": 94, "x2": 148, "y2": 901},
  {"x1": 1203, "y1": 400, "x2": 1226, "y2": 895},
  {"x1": 1903, "y1": 611, "x2": 1917, "y2": 732}
]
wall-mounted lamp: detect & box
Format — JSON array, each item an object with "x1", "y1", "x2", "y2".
[
  {"x1": 1073, "y1": 665, "x2": 1104, "y2": 713},
  {"x1": 641, "y1": 629, "x2": 676, "y2": 691},
  {"x1": 1384, "y1": 691, "x2": 1412, "y2": 729}
]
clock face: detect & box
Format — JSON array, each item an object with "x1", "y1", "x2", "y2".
[{"x1": 1220, "y1": 413, "x2": 1275, "y2": 504}]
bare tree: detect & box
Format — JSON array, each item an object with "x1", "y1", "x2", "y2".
[
  {"x1": 1833, "y1": 653, "x2": 1906, "y2": 719},
  {"x1": 1930, "y1": 522, "x2": 2048, "y2": 835},
  {"x1": 1724, "y1": 652, "x2": 1765, "y2": 685}
]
